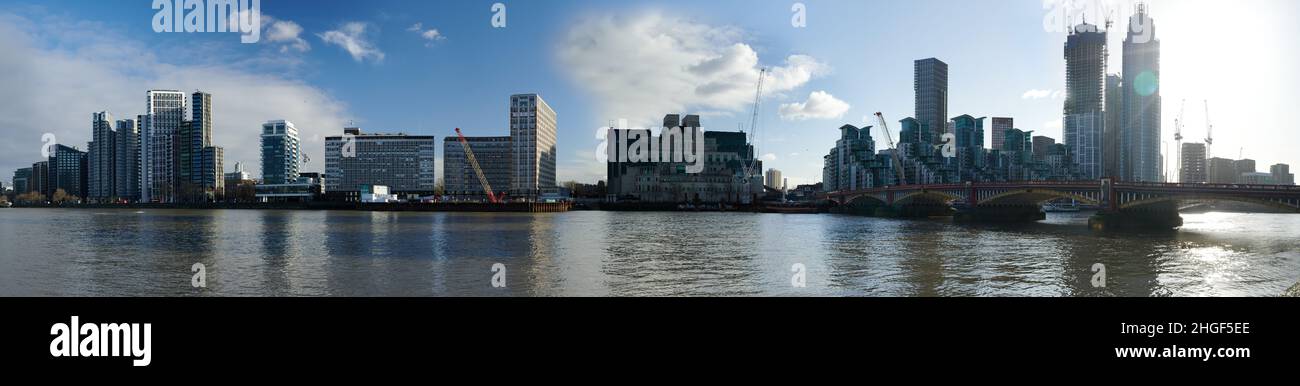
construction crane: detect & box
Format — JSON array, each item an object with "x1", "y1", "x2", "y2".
[
  {"x1": 741, "y1": 68, "x2": 768, "y2": 186},
  {"x1": 1204, "y1": 100, "x2": 1214, "y2": 159},
  {"x1": 874, "y1": 112, "x2": 908, "y2": 186},
  {"x1": 1173, "y1": 99, "x2": 1185, "y2": 182},
  {"x1": 454, "y1": 128, "x2": 505, "y2": 204}
]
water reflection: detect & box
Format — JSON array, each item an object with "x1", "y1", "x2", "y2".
[{"x1": 0, "y1": 208, "x2": 1296, "y2": 297}]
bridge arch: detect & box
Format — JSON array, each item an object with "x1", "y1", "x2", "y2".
[
  {"x1": 978, "y1": 188, "x2": 1100, "y2": 206},
  {"x1": 894, "y1": 191, "x2": 963, "y2": 206},
  {"x1": 1121, "y1": 195, "x2": 1300, "y2": 212},
  {"x1": 846, "y1": 195, "x2": 887, "y2": 207}
]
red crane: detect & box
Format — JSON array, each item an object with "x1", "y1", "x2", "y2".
[{"x1": 454, "y1": 128, "x2": 506, "y2": 203}]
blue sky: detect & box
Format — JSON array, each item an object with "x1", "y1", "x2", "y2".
[{"x1": 2, "y1": 0, "x2": 1297, "y2": 187}]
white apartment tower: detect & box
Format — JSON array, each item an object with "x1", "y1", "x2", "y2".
[
  {"x1": 142, "y1": 90, "x2": 186, "y2": 203},
  {"x1": 509, "y1": 94, "x2": 557, "y2": 200}
]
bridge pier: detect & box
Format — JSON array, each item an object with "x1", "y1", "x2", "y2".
[
  {"x1": 954, "y1": 205, "x2": 1046, "y2": 223},
  {"x1": 1089, "y1": 201, "x2": 1183, "y2": 231}
]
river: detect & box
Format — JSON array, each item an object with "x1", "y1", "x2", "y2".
[{"x1": 0, "y1": 208, "x2": 1296, "y2": 296}]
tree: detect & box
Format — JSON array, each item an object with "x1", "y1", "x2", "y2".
[
  {"x1": 16, "y1": 191, "x2": 46, "y2": 204},
  {"x1": 51, "y1": 188, "x2": 79, "y2": 205},
  {"x1": 235, "y1": 180, "x2": 257, "y2": 203}
]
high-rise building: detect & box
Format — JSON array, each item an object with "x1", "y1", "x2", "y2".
[
  {"x1": 1032, "y1": 136, "x2": 1056, "y2": 160},
  {"x1": 115, "y1": 118, "x2": 140, "y2": 201},
  {"x1": 88, "y1": 111, "x2": 116, "y2": 202},
  {"x1": 1064, "y1": 22, "x2": 1107, "y2": 180},
  {"x1": 950, "y1": 114, "x2": 985, "y2": 181},
  {"x1": 443, "y1": 135, "x2": 511, "y2": 200},
  {"x1": 201, "y1": 146, "x2": 224, "y2": 201},
  {"x1": 260, "y1": 120, "x2": 300, "y2": 185},
  {"x1": 1103, "y1": 74, "x2": 1123, "y2": 179},
  {"x1": 1207, "y1": 157, "x2": 1236, "y2": 184},
  {"x1": 143, "y1": 90, "x2": 186, "y2": 203},
  {"x1": 914, "y1": 58, "x2": 948, "y2": 143},
  {"x1": 180, "y1": 91, "x2": 215, "y2": 198},
  {"x1": 765, "y1": 168, "x2": 783, "y2": 190},
  {"x1": 323, "y1": 127, "x2": 437, "y2": 195},
  {"x1": 1179, "y1": 143, "x2": 1207, "y2": 183},
  {"x1": 1270, "y1": 164, "x2": 1294, "y2": 185},
  {"x1": 1233, "y1": 159, "x2": 1256, "y2": 177},
  {"x1": 509, "y1": 94, "x2": 558, "y2": 200},
  {"x1": 31, "y1": 161, "x2": 49, "y2": 198},
  {"x1": 1120, "y1": 4, "x2": 1162, "y2": 182},
  {"x1": 12, "y1": 168, "x2": 31, "y2": 195},
  {"x1": 823, "y1": 124, "x2": 885, "y2": 191},
  {"x1": 50, "y1": 144, "x2": 88, "y2": 199},
  {"x1": 990, "y1": 117, "x2": 1013, "y2": 151}
]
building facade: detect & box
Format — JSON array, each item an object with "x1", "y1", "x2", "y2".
[
  {"x1": 1103, "y1": 74, "x2": 1123, "y2": 179},
  {"x1": 765, "y1": 168, "x2": 783, "y2": 190},
  {"x1": 50, "y1": 144, "x2": 88, "y2": 200},
  {"x1": 990, "y1": 117, "x2": 1013, "y2": 151},
  {"x1": 1121, "y1": 4, "x2": 1163, "y2": 182},
  {"x1": 179, "y1": 91, "x2": 220, "y2": 201},
  {"x1": 823, "y1": 124, "x2": 883, "y2": 191},
  {"x1": 260, "y1": 120, "x2": 300, "y2": 185},
  {"x1": 12, "y1": 168, "x2": 32, "y2": 195},
  {"x1": 88, "y1": 111, "x2": 116, "y2": 202},
  {"x1": 30, "y1": 161, "x2": 49, "y2": 198},
  {"x1": 509, "y1": 94, "x2": 558, "y2": 200},
  {"x1": 914, "y1": 58, "x2": 948, "y2": 145},
  {"x1": 1179, "y1": 143, "x2": 1207, "y2": 183},
  {"x1": 950, "y1": 114, "x2": 985, "y2": 182},
  {"x1": 115, "y1": 118, "x2": 140, "y2": 201},
  {"x1": 443, "y1": 135, "x2": 511, "y2": 200},
  {"x1": 607, "y1": 114, "x2": 763, "y2": 203},
  {"x1": 1207, "y1": 157, "x2": 1236, "y2": 184},
  {"x1": 323, "y1": 127, "x2": 436, "y2": 196},
  {"x1": 1270, "y1": 164, "x2": 1294, "y2": 185},
  {"x1": 1064, "y1": 22, "x2": 1107, "y2": 180},
  {"x1": 143, "y1": 90, "x2": 186, "y2": 203},
  {"x1": 200, "y1": 146, "x2": 224, "y2": 201}
]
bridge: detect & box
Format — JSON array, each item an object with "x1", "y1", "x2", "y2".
[{"x1": 820, "y1": 179, "x2": 1300, "y2": 229}]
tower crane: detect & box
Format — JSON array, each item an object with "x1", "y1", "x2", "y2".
[
  {"x1": 454, "y1": 128, "x2": 505, "y2": 204},
  {"x1": 1204, "y1": 100, "x2": 1214, "y2": 159},
  {"x1": 874, "y1": 112, "x2": 908, "y2": 186},
  {"x1": 742, "y1": 68, "x2": 768, "y2": 186},
  {"x1": 1173, "y1": 99, "x2": 1185, "y2": 182}
]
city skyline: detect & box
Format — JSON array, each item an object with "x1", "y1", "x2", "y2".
[{"x1": 1, "y1": 0, "x2": 1297, "y2": 189}]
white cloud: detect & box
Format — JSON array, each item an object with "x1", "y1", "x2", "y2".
[
  {"x1": 557, "y1": 12, "x2": 828, "y2": 126},
  {"x1": 408, "y1": 22, "x2": 446, "y2": 46},
  {"x1": 319, "y1": 22, "x2": 384, "y2": 62},
  {"x1": 1022, "y1": 89, "x2": 1052, "y2": 99},
  {"x1": 761, "y1": 153, "x2": 778, "y2": 161},
  {"x1": 779, "y1": 91, "x2": 850, "y2": 121},
  {"x1": 0, "y1": 12, "x2": 350, "y2": 180},
  {"x1": 263, "y1": 15, "x2": 310, "y2": 53},
  {"x1": 1022, "y1": 88, "x2": 1065, "y2": 100},
  {"x1": 1044, "y1": 119, "x2": 1063, "y2": 131}
]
